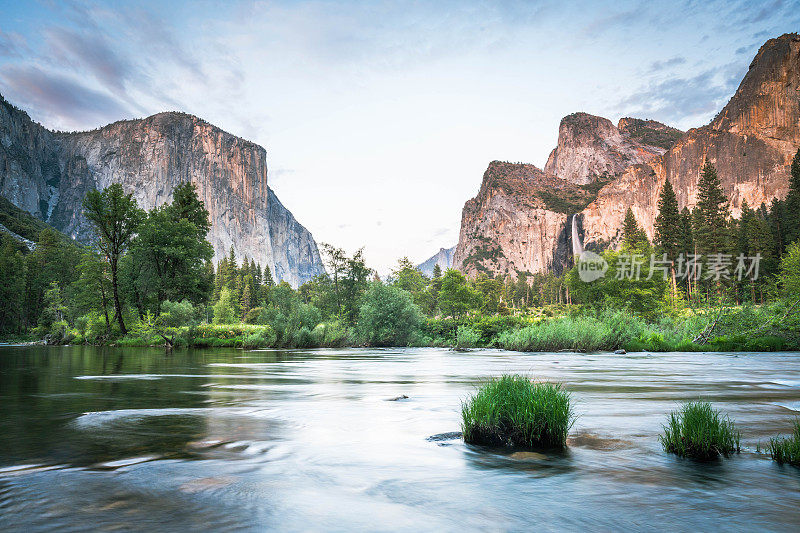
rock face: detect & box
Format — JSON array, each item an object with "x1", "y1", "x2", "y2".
[
  {"x1": 581, "y1": 33, "x2": 800, "y2": 250},
  {"x1": 454, "y1": 33, "x2": 800, "y2": 278},
  {"x1": 417, "y1": 246, "x2": 455, "y2": 277},
  {"x1": 0, "y1": 98, "x2": 324, "y2": 286},
  {"x1": 543, "y1": 112, "x2": 673, "y2": 185}
]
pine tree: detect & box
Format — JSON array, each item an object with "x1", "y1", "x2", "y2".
[
  {"x1": 695, "y1": 162, "x2": 730, "y2": 255},
  {"x1": 622, "y1": 208, "x2": 647, "y2": 248},
  {"x1": 678, "y1": 207, "x2": 694, "y2": 257},
  {"x1": 783, "y1": 148, "x2": 800, "y2": 246},
  {"x1": 432, "y1": 263, "x2": 442, "y2": 279},
  {"x1": 654, "y1": 180, "x2": 681, "y2": 262},
  {"x1": 263, "y1": 264, "x2": 274, "y2": 287}
]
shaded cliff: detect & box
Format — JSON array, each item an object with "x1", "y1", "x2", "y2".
[
  {"x1": 417, "y1": 246, "x2": 455, "y2": 277},
  {"x1": 454, "y1": 33, "x2": 799, "y2": 278},
  {"x1": 0, "y1": 97, "x2": 324, "y2": 286}
]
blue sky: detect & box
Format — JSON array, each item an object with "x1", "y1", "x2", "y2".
[{"x1": 1, "y1": 0, "x2": 798, "y2": 273}]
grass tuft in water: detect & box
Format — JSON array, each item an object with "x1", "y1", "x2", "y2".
[
  {"x1": 461, "y1": 374, "x2": 573, "y2": 449},
  {"x1": 660, "y1": 400, "x2": 740, "y2": 460},
  {"x1": 767, "y1": 421, "x2": 800, "y2": 466}
]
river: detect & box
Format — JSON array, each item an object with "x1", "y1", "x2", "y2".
[{"x1": 0, "y1": 346, "x2": 799, "y2": 531}]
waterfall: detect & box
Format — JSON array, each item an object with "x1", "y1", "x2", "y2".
[{"x1": 571, "y1": 215, "x2": 584, "y2": 258}]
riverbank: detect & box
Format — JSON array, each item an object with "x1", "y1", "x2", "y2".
[{"x1": 9, "y1": 303, "x2": 798, "y2": 352}]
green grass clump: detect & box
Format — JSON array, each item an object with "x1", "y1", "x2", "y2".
[
  {"x1": 496, "y1": 316, "x2": 613, "y2": 352},
  {"x1": 453, "y1": 326, "x2": 481, "y2": 350},
  {"x1": 767, "y1": 421, "x2": 800, "y2": 466},
  {"x1": 461, "y1": 375, "x2": 573, "y2": 449},
  {"x1": 660, "y1": 401, "x2": 740, "y2": 460}
]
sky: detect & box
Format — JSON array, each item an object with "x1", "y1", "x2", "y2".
[{"x1": 1, "y1": 0, "x2": 798, "y2": 274}]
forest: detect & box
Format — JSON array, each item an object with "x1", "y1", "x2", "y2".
[{"x1": 1, "y1": 153, "x2": 800, "y2": 352}]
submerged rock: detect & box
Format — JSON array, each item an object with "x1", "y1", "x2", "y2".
[
  {"x1": 426, "y1": 432, "x2": 463, "y2": 442},
  {"x1": 509, "y1": 451, "x2": 547, "y2": 461},
  {"x1": 385, "y1": 395, "x2": 409, "y2": 401}
]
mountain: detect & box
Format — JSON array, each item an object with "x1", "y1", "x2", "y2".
[
  {"x1": 417, "y1": 246, "x2": 455, "y2": 277},
  {"x1": 453, "y1": 33, "x2": 799, "y2": 277},
  {"x1": 543, "y1": 113, "x2": 678, "y2": 185},
  {"x1": 0, "y1": 97, "x2": 324, "y2": 286}
]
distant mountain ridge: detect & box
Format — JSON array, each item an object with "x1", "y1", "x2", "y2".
[
  {"x1": 0, "y1": 97, "x2": 325, "y2": 286},
  {"x1": 417, "y1": 246, "x2": 455, "y2": 277}
]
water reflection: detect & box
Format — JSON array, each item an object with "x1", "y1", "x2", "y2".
[{"x1": 0, "y1": 346, "x2": 799, "y2": 531}]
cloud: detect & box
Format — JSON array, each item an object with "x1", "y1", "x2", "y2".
[
  {"x1": 45, "y1": 27, "x2": 134, "y2": 94},
  {"x1": 0, "y1": 30, "x2": 27, "y2": 58},
  {"x1": 0, "y1": 65, "x2": 131, "y2": 129},
  {"x1": 580, "y1": 7, "x2": 645, "y2": 39},
  {"x1": 648, "y1": 56, "x2": 687, "y2": 73},
  {"x1": 614, "y1": 61, "x2": 746, "y2": 127}
]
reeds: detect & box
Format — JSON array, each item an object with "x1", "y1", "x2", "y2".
[
  {"x1": 461, "y1": 375, "x2": 573, "y2": 449},
  {"x1": 660, "y1": 401, "x2": 740, "y2": 460}
]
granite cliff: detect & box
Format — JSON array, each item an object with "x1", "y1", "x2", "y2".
[
  {"x1": 454, "y1": 33, "x2": 799, "y2": 278},
  {"x1": 417, "y1": 246, "x2": 455, "y2": 277},
  {"x1": 0, "y1": 97, "x2": 324, "y2": 286}
]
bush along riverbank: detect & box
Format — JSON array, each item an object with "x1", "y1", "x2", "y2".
[{"x1": 25, "y1": 301, "x2": 800, "y2": 352}]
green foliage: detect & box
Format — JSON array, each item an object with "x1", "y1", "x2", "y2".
[
  {"x1": 780, "y1": 242, "x2": 800, "y2": 299},
  {"x1": 159, "y1": 300, "x2": 200, "y2": 327},
  {"x1": 241, "y1": 327, "x2": 278, "y2": 349},
  {"x1": 438, "y1": 269, "x2": 481, "y2": 318},
  {"x1": 566, "y1": 243, "x2": 669, "y2": 319},
  {"x1": 660, "y1": 401, "x2": 740, "y2": 460},
  {"x1": 357, "y1": 282, "x2": 422, "y2": 346},
  {"x1": 694, "y1": 162, "x2": 731, "y2": 255},
  {"x1": 654, "y1": 180, "x2": 681, "y2": 262},
  {"x1": 767, "y1": 421, "x2": 800, "y2": 466},
  {"x1": 622, "y1": 208, "x2": 648, "y2": 248},
  {"x1": 83, "y1": 184, "x2": 146, "y2": 334},
  {"x1": 212, "y1": 287, "x2": 237, "y2": 324},
  {"x1": 453, "y1": 325, "x2": 481, "y2": 349},
  {"x1": 461, "y1": 375, "x2": 573, "y2": 449}
]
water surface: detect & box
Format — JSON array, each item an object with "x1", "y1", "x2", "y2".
[{"x1": 1, "y1": 346, "x2": 799, "y2": 531}]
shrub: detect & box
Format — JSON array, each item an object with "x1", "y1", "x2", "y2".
[
  {"x1": 358, "y1": 283, "x2": 423, "y2": 346},
  {"x1": 453, "y1": 326, "x2": 481, "y2": 350},
  {"x1": 660, "y1": 401, "x2": 740, "y2": 460},
  {"x1": 497, "y1": 316, "x2": 613, "y2": 352},
  {"x1": 767, "y1": 421, "x2": 800, "y2": 466},
  {"x1": 461, "y1": 375, "x2": 573, "y2": 449},
  {"x1": 159, "y1": 300, "x2": 199, "y2": 327},
  {"x1": 241, "y1": 326, "x2": 277, "y2": 349}
]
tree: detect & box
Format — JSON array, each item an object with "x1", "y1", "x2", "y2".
[
  {"x1": 358, "y1": 282, "x2": 422, "y2": 346},
  {"x1": 392, "y1": 257, "x2": 428, "y2": 303},
  {"x1": 0, "y1": 238, "x2": 26, "y2": 332},
  {"x1": 784, "y1": 149, "x2": 800, "y2": 246},
  {"x1": 68, "y1": 249, "x2": 112, "y2": 333},
  {"x1": 694, "y1": 162, "x2": 730, "y2": 255},
  {"x1": 432, "y1": 263, "x2": 442, "y2": 279},
  {"x1": 622, "y1": 208, "x2": 648, "y2": 248},
  {"x1": 83, "y1": 184, "x2": 145, "y2": 334},
  {"x1": 654, "y1": 180, "x2": 681, "y2": 262},
  {"x1": 779, "y1": 241, "x2": 800, "y2": 299},
  {"x1": 127, "y1": 182, "x2": 214, "y2": 314},
  {"x1": 212, "y1": 287, "x2": 237, "y2": 324},
  {"x1": 438, "y1": 269, "x2": 480, "y2": 318},
  {"x1": 320, "y1": 244, "x2": 371, "y2": 324}
]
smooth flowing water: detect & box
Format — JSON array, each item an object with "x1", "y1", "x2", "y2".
[{"x1": 1, "y1": 346, "x2": 799, "y2": 531}]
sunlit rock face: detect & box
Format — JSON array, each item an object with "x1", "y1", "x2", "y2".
[
  {"x1": 582, "y1": 33, "x2": 800, "y2": 250},
  {"x1": 455, "y1": 33, "x2": 800, "y2": 278},
  {"x1": 544, "y1": 112, "x2": 670, "y2": 185},
  {"x1": 0, "y1": 99, "x2": 324, "y2": 286}
]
